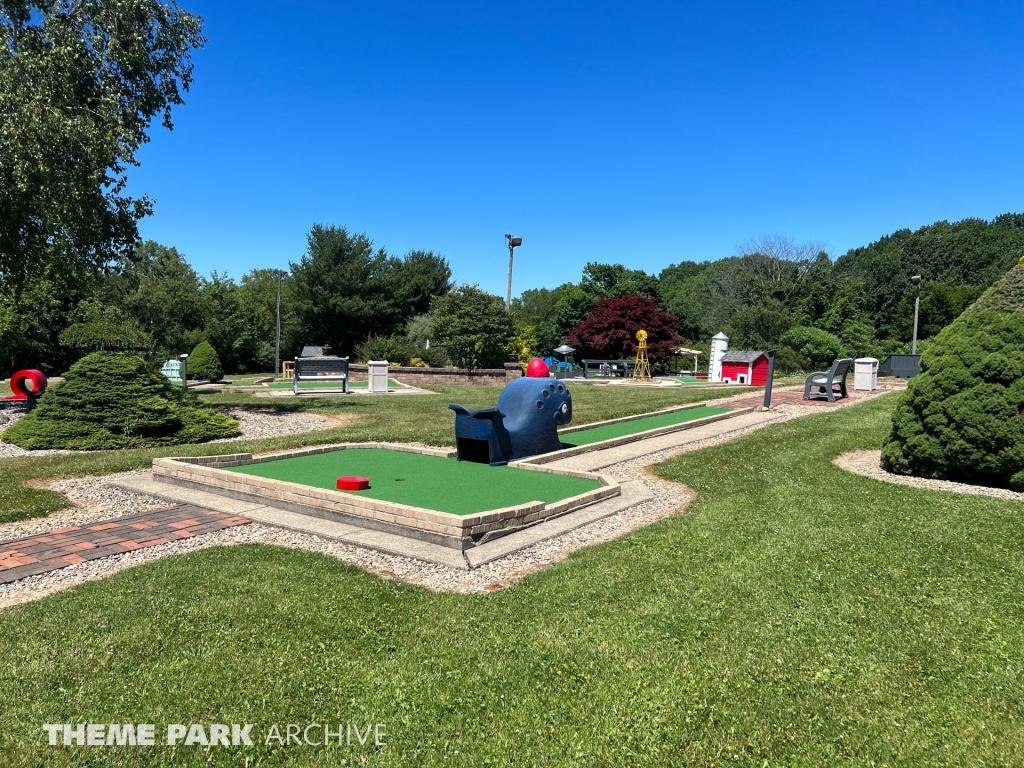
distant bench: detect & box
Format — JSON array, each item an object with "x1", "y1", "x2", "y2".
[
  {"x1": 803, "y1": 358, "x2": 853, "y2": 402},
  {"x1": 293, "y1": 356, "x2": 349, "y2": 395},
  {"x1": 581, "y1": 359, "x2": 635, "y2": 378}
]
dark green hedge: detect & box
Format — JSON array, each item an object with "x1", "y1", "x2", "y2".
[
  {"x1": 1, "y1": 352, "x2": 239, "y2": 450},
  {"x1": 188, "y1": 340, "x2": 223, "y2": 382},
  {"x1": 881, "y1": 261, "x2": 1024, "y2": 490}
]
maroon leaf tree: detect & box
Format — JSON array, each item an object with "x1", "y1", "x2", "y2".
[{"x1": 567, "y1": 295, "x2": 683, "y2": 360}]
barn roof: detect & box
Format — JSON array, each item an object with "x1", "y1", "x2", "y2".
[{"x1": 720, "y1": 351, "x2": 766, "y2": 363}]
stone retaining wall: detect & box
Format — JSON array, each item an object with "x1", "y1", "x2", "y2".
[{"x1": 347, "y1": 362, "x2": 522, "y2": 387}]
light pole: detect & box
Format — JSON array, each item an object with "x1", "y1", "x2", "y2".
[
  {"x1": 275, "y1": 270, "x2": 292, "y2": 378},
  {"x1": 910, "y1": 274, "x2": 922, "y2": 354},
  {"x1": 505, "y1": 234, "x2": 522, "y2": 311}
]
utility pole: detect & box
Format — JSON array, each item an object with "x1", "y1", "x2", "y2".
[
  {"x1": 275, "y1": 270, "x2": 291, "y2": 378},
  {"x1": 505, "y1": 235, "x2": 522, "y2": 311},
  {"x1": 911, "y1": 274, "x2": 922, "y2": 354}
]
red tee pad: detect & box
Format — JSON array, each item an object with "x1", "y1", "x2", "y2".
[{"x1": 337, "y1": 476, "x2": 370, "y2": 491}]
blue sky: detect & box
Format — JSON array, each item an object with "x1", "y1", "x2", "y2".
[{"x1": 130, "y1": 1, "x2": 1024, "y2": 295}]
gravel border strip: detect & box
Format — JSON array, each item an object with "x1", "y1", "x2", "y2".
[{"x1": 834, "y1": 449, "x2": 1024, "y2": 503}]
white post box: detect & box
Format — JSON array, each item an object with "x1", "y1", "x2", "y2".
[
  {"x1": 367, "y1": 361, "x2": 389, "y2": 393},
  {"x1": 854, "y1": 357, "x2": 878, "y2": 391}
]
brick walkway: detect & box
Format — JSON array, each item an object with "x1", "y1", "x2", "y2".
[
  {"x1": 0, "y1": 505, "x2": 250, "y2": 584},
  {"x1": 725, "y1": 389, "x2": 854, "y2": 409},
  {"x1": 720, "y1": 387, "x2": 905, "y2": 411}
]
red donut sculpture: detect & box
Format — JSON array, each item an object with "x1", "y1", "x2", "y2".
[{"x1": 4, "y1": 369, "x2": 48, "y2": 401}]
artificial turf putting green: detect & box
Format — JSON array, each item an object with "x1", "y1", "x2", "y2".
[
  {"x1": 559, "y1": 405, "x2": 733, "y2": 447},
  {"x1": 267, "y1": 379, "x2": 401, "y2": 390},
  {"x1": 226, "y1": 448, "x2": 601, "y2": 515}
]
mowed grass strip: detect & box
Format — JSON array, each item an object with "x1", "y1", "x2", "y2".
[
  {"x1": 1, "y1": 395, "x2": 1022, "y2": 765},
  {"x1": 228, "y1": 448, "x2": 601, "y2": 515},
  {"x1": 559, "y1": 405, "x2": 733, "y2": 446}
]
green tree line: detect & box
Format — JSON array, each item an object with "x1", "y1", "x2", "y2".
[
  {"x1": 3, "y1": 214, "x2": 1024, "y2": 377},
  {"x1": 514, "y1": 217, "x2": 1024, "y2": 372}
]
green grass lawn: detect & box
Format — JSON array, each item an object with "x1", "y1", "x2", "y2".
[
  {"x1": 559, "y1": 405, "x2": 733, "y2": 447},
  {"x1": 1, "y1": 395, "x2": 1023, "y2": 765},
  {"x1": 229, "y1": 448, "x2": 600, "y2": 515},
  {"x1": 0, "y1": 383, "x2": 744, "y2": 524}
]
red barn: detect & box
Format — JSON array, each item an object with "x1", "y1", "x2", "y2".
[{"x1": 719, "y1": 351, "x2": 769, "y2": 386}]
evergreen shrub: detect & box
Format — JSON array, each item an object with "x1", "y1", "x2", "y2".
[
  {"x1": 1, "y1": 352, "x2": 240, "y2": 450},
  {"x1": 881, "y1": 261, "x2": 1024, "y2": 490},
  {"x1": 188, "y1": 340, "x2": 223, "y2": 382}
]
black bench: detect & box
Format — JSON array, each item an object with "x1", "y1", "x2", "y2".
[
  {"x1": 803, "y1": 358, "x2": 853, "y2": 402},
  {"x1": 581, "y1": 359, "x2": 635, "y2": 378},
  {"x1": 293, "y1": 356, "x2": 349, "y2": 395}
]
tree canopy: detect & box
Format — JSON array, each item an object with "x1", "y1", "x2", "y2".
[
  {"x1": 2, "y1": 213, "x2": 1021, "y2": 378},
  {"x1": 0, "y1": 0, "x2": 204, "y2": 291},
  {"x1": 567, "y1": 295, "x2": 681, "y2": 361},
  {"x1": 287, "y1": 225, "x2": 452, "y2": 358},
  {"x1": 430, "y1": 285, "x2": 513, "y2": 369}
]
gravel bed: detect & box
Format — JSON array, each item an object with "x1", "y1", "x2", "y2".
[
  {"x1": 0, "y1": 406, "x2": 335, "y2": 459},
  {"x1": 0, "y1": 385, "x2": 904, "y2": 606},
  {"x1": 210, "y1": 407, "x2": 335, "y2": 442},
  {"x1": 835, "y1": 449, "x2": 1024, "y2": 503},
  {"x1": 0, "y1": 405, "x2": 70, "y2": 458}
]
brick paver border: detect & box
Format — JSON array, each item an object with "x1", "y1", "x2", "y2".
[{"x1": 0, "y1": 504, "x2": 249, "y2": 584}]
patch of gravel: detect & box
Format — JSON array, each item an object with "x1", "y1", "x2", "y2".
[
  {"x1": 835, "y1": 449, "x2": 1024, "y2": 503},
  {"x1": 210, "y1": 407, "x2": 336, "y2": 442},
  {"x1": 0, "y1": 405, "x2": 70, "y2": 458},
  {"x1": 0, "y1": 384, "x2": 907, "y2": 607},
  {"x1": 0, "y1": 406, "x2": 336, "y2": 459}
]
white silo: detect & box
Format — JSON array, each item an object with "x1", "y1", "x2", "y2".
[{"x1": 709, "y1": 332, "x2": 729, "y2": 383}]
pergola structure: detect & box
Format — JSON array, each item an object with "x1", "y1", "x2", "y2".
[{"x1": 670, "y1": 347, "x2": 702, "y2": 375}]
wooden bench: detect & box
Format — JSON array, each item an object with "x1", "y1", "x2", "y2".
[
  {"x1": 803, "y1": 358, "x2": 853, "y2": 402},
  {"x1": 293, "y1": 356, "x2": 349, "y2": 395}
]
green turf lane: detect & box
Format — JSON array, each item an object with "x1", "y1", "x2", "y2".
[
  {"x1": 227, "y1": 448, "x2": 600, "y2": 515},
  {"x1": 559, "y1": 405, "x2": 732, "y2": 446},
  {"x1": 267, "y1": 379, "x2": 401, "y2": 390}
]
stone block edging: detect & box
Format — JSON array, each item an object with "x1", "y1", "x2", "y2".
[
  {"x1": 556, "y1": 402, "x2": 710, "y2": 436},
  {"x1": 511, "y1": 407, "x2": 751, "y2": 466},
  {"x1": 152, "y1": 443, "x2": 617, "y2": 551}
]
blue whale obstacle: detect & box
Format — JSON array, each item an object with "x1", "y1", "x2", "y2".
[{"x1": 449, "y1": 378, "x2": 573, "y2": 465}]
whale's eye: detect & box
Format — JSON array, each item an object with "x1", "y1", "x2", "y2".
[
  {"x1": 542, "y1": 389, "x2": 549, "y2": 398},
  {"x1": 560, "y1": 402, "x2": 568, "y2": 414},
  {"x1": 536, "y1": 400, "x2": 544, "y2": 409}
]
